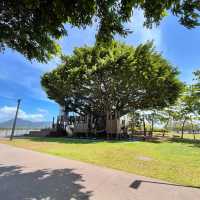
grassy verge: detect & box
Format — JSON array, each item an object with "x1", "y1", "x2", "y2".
[{"x1": 0, "y1": 136, "x2": 200, "y2": 187}]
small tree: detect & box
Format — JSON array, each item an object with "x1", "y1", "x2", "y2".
[
  {"x1": 158, "y1": 107, "x2": 179, "y2": 136},
  {"x1": 174, "y1": 86, "x2": 199, "y2": 139},
  {"x1": 145, "y1": 110, "x2": 162, "y2": 136}
]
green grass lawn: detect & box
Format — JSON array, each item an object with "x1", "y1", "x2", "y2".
[{"x1": 1, "y1": 136, "x2": 200, "y2": 187}]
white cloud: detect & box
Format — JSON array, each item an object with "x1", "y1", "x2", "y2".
[
  {"x1": 37, "y1": 108, "x2": 49, "y2": 115},
  {"x1": 0, "y1": 106, "x2": 48, "y2": 122},
  {"x1": 32, "y1": 56, "x2": 61, "y2": 72},
  {"x1": 120, "y1": 9, "x2": 162, "y2": 50},
  {"x1": 134, "y1": 10, "x2": 161, "y2": 47}
]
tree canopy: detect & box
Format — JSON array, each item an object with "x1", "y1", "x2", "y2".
[
  {"x1": 41, "y1": 41, "x2": 183, "y2": 119},
  {"x1": 1, "y1": 0, "x2": 200, "y2": 62}
]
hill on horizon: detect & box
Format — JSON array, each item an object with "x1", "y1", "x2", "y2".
[{"x1": 0, "y1": 118, "x2": 51, "y2": 129}]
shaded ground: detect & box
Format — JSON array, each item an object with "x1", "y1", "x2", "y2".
[
  {"x1": 0, "y1": 143, "x2": 200, "y2": 200},
  {"x1": 0, "y1": 165, "x2": 91, "y2": 200}
]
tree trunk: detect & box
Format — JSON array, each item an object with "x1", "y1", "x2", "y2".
[
  {"x1": 190, "y1": 118, "x2": 196, "y2": 141},
  {"x1": 131, "y1": 111, "x2": 136, "y2": 140},
  {"x1": 87, "y1": 113, "x2": 92, "y2": 138},
  {"x1": 143, "y1": 116, "x2": 146, "y2": 138},
  {"x1": 192, "y1": 127, "x2": 195, "y2": 141},
  {"x1": 181, "y1": 118, "x2": 186, "y2": 139},
  {"x1": 132, "y1": 121, "x2": 135, "y2": 139},
  {"x1": 151, "y1": 117, "x2": 154, "y2": 137},
  {"x1": 163, "y1": 118, "x2": 170, "y2": 137},
  {"x1": 106, "y1": 111, "x2": 110, "y2": 140}
]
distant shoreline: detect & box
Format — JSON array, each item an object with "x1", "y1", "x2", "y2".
[{"x1": 0, "y1": 129, "x2": 37, "y2": 137}]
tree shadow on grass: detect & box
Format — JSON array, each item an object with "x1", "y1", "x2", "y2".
[
  {"x1": 0, "y1": 164, "x2": 92, "y2": 200},
  {"x1": 142, "y1": 139, "x2": 162, "y2": 144},
  {"x1": 15, "y1": 135, "x2": 200, "y2": 148},
  {"x1": 168, "y1": 137, "x2": 200, "y2": 148},
  {"x1": 130, "y1": 180, "x2": 200, "y2": 190},
  {"x1": 18, "y1": 136, "x2": 138, "y2": 145}
]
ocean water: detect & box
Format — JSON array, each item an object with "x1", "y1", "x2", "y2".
[{"x1": 0, "y1": 129, "x2": 35, "y2": 137}]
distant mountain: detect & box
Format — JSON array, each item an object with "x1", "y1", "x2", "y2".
[{"x1": 0, "y1": 118, "x2": 51, "y2": 129}]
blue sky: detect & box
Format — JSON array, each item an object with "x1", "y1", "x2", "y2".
[{"x1": 0, "y1": 10, "x2": 199, "y2": 122}]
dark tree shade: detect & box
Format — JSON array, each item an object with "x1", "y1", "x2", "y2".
[{"x1": 1, "y1": 0, "x2": 200, "y2": 62}]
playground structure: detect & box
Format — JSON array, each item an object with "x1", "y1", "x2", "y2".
[{"x1": 55, "y1": 108, "x2": 130, "y2": 138}]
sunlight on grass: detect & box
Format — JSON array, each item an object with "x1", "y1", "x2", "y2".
[{"x1": 1, "y1": 136, "x2": 200, "y2": 187}]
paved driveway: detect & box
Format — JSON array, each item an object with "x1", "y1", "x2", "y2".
[{"x1": 0, "y1": 143, "x2": 199, "y2": 200}]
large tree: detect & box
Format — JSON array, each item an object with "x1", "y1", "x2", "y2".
[
  {"x1": 1, "y1": 0, "x2": 200, "y2": 62},
  {"x1": 41, "y1": 41, "x2": 183, "y2": 128}
]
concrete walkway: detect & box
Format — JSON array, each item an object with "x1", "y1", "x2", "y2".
[{"x1": 0, "y1": 143, "x2": 199, "y2": 200}]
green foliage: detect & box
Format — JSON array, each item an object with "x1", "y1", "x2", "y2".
[
  {"x1": 1, "y1": 0, "x2": 200, "y2": 61},
  {"x1": 163, "y1": 85, "x2": 200, "y2": 137},
  {"x1": 193, "y1": 70, "x2": 200, "y2": 100},
  {"x1": 41, "y1": 41, "x2": 183, "y2": 118},
  {"x1": 168, "y1": 121, "x2": 200, "y2": 132},
  {"x1": 176, "y1": 86, "x2": 199, "y2": 121}
]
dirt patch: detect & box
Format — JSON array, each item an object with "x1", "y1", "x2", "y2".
[{"x1": 137, "y1": 156, "x2": 152, "y2": 161}]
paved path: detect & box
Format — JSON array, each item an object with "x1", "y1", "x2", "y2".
[{"x1": 0, "y1": 143, "x2": 199, "y2": 200}]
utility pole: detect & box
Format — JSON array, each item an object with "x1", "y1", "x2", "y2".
[{"x1": 10, "y1": 99, "x2": 21, "y2": 140}]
